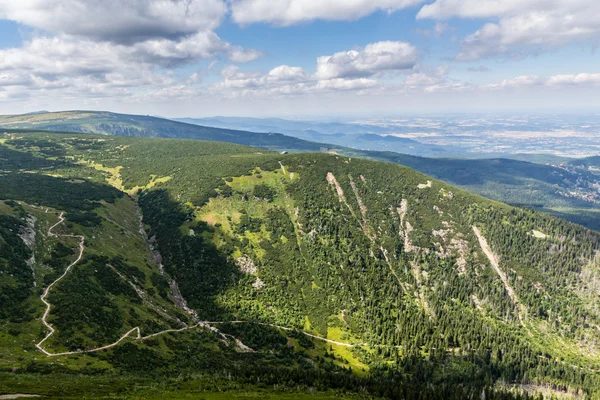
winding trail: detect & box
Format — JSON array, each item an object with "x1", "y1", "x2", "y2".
[
  {"x1": 35, "y1": 213, "x2": 86, "y2": 356},
  {"x1": 209, "y1": 321, "x2": 366, "y2": 348},
  {"x1": 35, "y1": 211, "x2": 254, "y2": 357},
  {"x1": 35, "y1": 211, "x2": 363, "y2": 356}
]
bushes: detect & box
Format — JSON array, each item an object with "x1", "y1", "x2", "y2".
[
  {"x1": 65, "y1": 211, "x2": 102, "y2": 227},
  {"x1": 0, "y1": 215, "x2": 33, "y2": 320},
  {"x1": 253, "y1": 183, "x2": 276, "y2": 201}
]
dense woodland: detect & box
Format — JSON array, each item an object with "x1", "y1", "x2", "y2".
[
  {"x1": 0, "y1": 131, "x2": 599, "y2": 399},
  {"x1": 4, "y1": 109, "x2": 600, "y2": 232}
]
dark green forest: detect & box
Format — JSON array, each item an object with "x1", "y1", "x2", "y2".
[
  {"x1": 2, "y1": 110, "x2": 600, "y2": 231},
  {"x1": 0, "y1": 131, "x2": 598, "y2": 399}
]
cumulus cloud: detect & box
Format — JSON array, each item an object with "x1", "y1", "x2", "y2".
[
  {"x1": 215, "y1": 65, "x2": 306, "y2": 90},
  {"x1": 483, "y1": 73, "x2": 600, "y2": 89},
  {"x1": 0, "y1": 35, "x2": 176, "y2": 100},
  {"x1": 546, "y1": 73, "x2": 600, "y2": 86},
  {"x1": 212, "y1": 61, "x2": 378, "y2": 97},
  {"x1": 131, "y1": 31, "x2": 228, "y2": 67},
  {"x1": 0, "y1": 33, "x2": 224, "y2": 85},
  {"x1": 485, "y1": 75, "x2": 544, "y2": 89},
  {"x1": 211, "y1": 41, "x2": 419, "y2": 97},
  {"x1": 228, "y1": 47, "x2": 263, "y2": 63},
  {"x1": 0, "y1": 1, "x2": 262, "y2": 67},
  {"x1": 0, "y1": 0, "x2": 265, "y2": 103},
  {"x1": 417, "y1": 0, "x2": 600, "y2": 60},
  {"x1": 267, "y1": 65, "x2": 308, "y2": 81},
  {"x1": 0, "y1": 0, "x2": 227, "y2": 43},
  {"x1": 315, "y1": 41, "x2": 418, "y2": 80},
  {"x1": 230, "y1": 0, "x2": 426, "y2": 25}
]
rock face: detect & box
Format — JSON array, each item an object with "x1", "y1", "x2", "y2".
[
  {"x1": 18, "y1": 215, "x2": 37, "y2": 247},
  {"x1": 236, "y1": 255, "x2": 258, "y2": 275},
  {"x1": 19, "y1": 215, "x2": 37, "y2": 286}
]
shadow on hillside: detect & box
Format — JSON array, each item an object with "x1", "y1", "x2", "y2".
[
  {"x1": 0, "y1": 172, "x2": 122, "y2": 212},
  {"x1": 138, "y1": 189, "x2": 241, "y2": 320}
]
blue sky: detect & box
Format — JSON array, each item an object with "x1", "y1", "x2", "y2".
[{"x1": 0, "y1": 1, "x2": 599, "y2": 117}]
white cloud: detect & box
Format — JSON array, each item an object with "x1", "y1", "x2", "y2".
[
  {"x1": 0, "y1": 1, "x2": 263, "y2": 102},
  {"x1": 267, "y1": 65, "x2": 308, "y2": 81},
  {"x1": 0, "y1": 34, "x2": 192, "y2": 103},
  {"x1": 131, "y1": 31, "x2": 228, "y2": 66},
  {"x1": 316, "y1": 78, "x2": 377, "y2": 91},
  {"x1": 211, "y1": 41, "x2": 419, "y2": 97},
  {"x1": 417, "y1": 0, "x2": 600, "y2": 60},
  {"x1": 315, "y1": 41, "x2": 417, "y2": 80},
  {"x1": 212, "y1": 63, "x2": 377, "y2": 97},
  {"x1": 417, "y1": 0, "x2": 550, "y2": 19},
  {"x1": 228, "y1": 47, "x2": 263, "y2": 63},
  {"x1": 483, "y1": 73, "x2": 600, "y2": 89},
  {"x1": 0, "y1": 0, "x2": 227, "y2": 43},
  {"x1": 404, "y1": 65, "x2": 448, "y2": 87},
  {"x1": 230, "y1": 0, "x2": 426, "y2": 25},
  {"x1": 546, "y1": 73, "x2": 600, "y2": 86},
  {"x1": 485, "y1": 75, "x2": 543, "y2": 89}
]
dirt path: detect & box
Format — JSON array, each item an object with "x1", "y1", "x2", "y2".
[
  {"x1": 36, "y1": 210, "x2": 253, "y2": 357},
  {"x1": 37, "y1": 208, "x2": 364, "y2": 356},
  {"x1": 209, "y1": 321, "x2": 366, "y2": 348},
  {"x1": 35, "y1": 213, "x2": 149, "y2": 357},
  {"x1": 35, "y1": 213, "x2": 86, "y2": 356},
  {"x1": 472, "y1": 226, "x2": 529, "y2": 332}
]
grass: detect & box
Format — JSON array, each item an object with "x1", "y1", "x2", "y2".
[
  {"x1": 194, "y1": 167, "x2": 297, "y2": 259},
  {"x1": 326, "y1": 327, "x2": 369, "y2": 374},
  {"x1": 0, "y1": 195, "x2": 189, "y2": 366},
  {"x1": 0, "y1": 373, "x2": 366, "y2": 399}
]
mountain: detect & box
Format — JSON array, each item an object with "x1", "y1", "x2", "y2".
[
  {"x1": 569, "y1": 156, "x2": 600, "y2": 169},
  {"x1": 175, "y1": 116, "x2": 392, "y2": 136},
  {"x1": 174, "y1": 115, "x2": 600, "y2": 161},
  {"x1": 1, "y1": 130, "x2": 599, "y2": 399},
  {"x1": 364, "y1": 151, "x2": 600, "y2": 230},
  {"x1": 0, "y1": 110, "x2": 326, "y2": 152},
  {"x1": 2, "y1": 111, "x2": 600, "y2": 231},
  {"x1": 176, "y1": 116, "x2": 454, "y2": 157}
]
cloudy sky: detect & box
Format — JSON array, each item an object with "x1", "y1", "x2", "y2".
[{"x1": 0, "y1": 0, "x2": 599, "y2": 117}]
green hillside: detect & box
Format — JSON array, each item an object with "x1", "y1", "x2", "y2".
[
  {"x1": 0, "y1": 130, "x2": 599, "y2": 399},
  {"x1": 0, "y1": 111, "x2": 326, "y2": 152},
  {"x1": 2, "y1": 111, "x2": 598, "y2": 231},
  {"x1": 366, "y1": 152, "x2": 600, "y2": 230}
]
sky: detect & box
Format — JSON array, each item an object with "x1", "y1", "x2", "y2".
[{"x1": 0, "y1": 0, "x2": 599, "y2": 118}]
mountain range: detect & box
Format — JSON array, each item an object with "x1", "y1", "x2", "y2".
[
  {"x1": 2, "y1": 110, "x2": 600, "y2": 231},
  {"x1": 0, "y1": 128, "x2": 599, "y2": 398}
]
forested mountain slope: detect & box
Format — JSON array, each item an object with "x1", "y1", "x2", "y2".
[
  {"x1": 366, "y1": 151, "x2": 600, "y2": 230},
  {"x1": 2, "y1": 111, "x2": 598, "y2": 231},
  {"x1": 0, "y1": 111, "x2": 324, "y2": 151},
  {"x1": 0, "y1": 131, "x2": 599, "y2": 399}
]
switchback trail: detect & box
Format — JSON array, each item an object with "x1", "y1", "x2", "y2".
[
  {"x1": 35, "y1": 211, "x2": 253, "y2": 357},
  {"x1": 35, "y1": 210, "x2": 365, "y2": 356},
  {"x1": 35, "y1": 213, "x2": 86, "y2": 356}
]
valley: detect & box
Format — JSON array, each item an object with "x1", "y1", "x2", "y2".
[{"x1": 0, "y1": 131, "x2": 599, "y2": 398}]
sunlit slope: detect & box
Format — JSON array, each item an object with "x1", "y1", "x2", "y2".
[
  {"x1": 2, "y1": 110, "x2": 597, "y2": 231},
  {"x1": 0, "y1": 110, "x2": 326, "y2": 151},
  {"x1": 0, "y1": 131, "x2": 599, "y2": 398}
]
